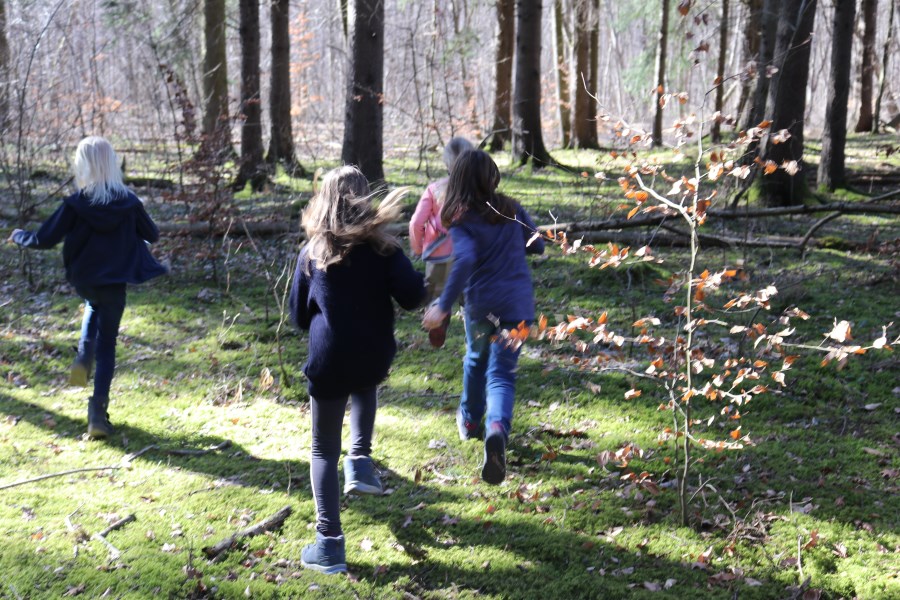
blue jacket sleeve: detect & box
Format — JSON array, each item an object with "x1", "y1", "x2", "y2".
[
  {"x1": 388, "y1": 249, "x2": 426, "y2": 310},
  {"x1": 288, "y1": 252, "x2": 312, "y2": 330},
  {"x1": 438, "y1": 226, "x2": 476, "y2": 313},
  {"x1": 12, "y1": 203, "x2": 76, "y2": 249},
  {"x1": 136, "y1": 203, "x2": 160, "y2": 243},
  {"x1": 518, "y1": 206, "x2": 545, "y2": 255}
]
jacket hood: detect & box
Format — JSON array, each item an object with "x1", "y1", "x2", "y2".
[{"x1": 64, "y1": 190, "x2": 142, "y2": 233}]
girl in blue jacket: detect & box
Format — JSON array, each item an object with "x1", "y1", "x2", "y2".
[
  {"x1": 289, "y1": 166, "x2": 425, "y2": 574},
  {"x1": 422, "y1": 150, "x2": 545, "y2": 485},
  {"x1": 9, "y1": 136, "x2": 167, "y2": 439}
]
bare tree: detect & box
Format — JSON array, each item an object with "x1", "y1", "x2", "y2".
[
  {"x1": 267, "y1": 0, "x2": 304, "y2": 175},
  {"x1": 874, "y1": 0, "x2": 896, "y2": 131},
  {"x1": 855, "y1": 0, "x2": 877, "y2": 132},
  {"x1": 489, "y1": 0, "x2": 515, "y2": 152},
  {"x1": 553, "y1": 0, "x2": 572, "y2": 148},
  {"x1": 757, "y1": 0, "x2": 818, "y2": 206},
  {"x1": 572, "y1": 0, "x2": 598, "y2": 148},
  {"x1": 513, "y1": 0, "x2": 554, "y2": 167},
  {"x1": 341, "y1": 0, "x2": 384, "y2": 182},
  {"x1": 652, "y1": 0, "x2": 670, "y2": 147},
  {"x1": 0, "y1": 0, "x2": 8, "y2": 130},
  {"x1": 235, "y1": 0, "x2": 265, "y2": 191},
  {"x1": 745, "y1": 0, "x2": 779, "y2": 130},
  {"x1": 817, "y1": 0, "x2": 855, "y2": 191},
  {"x1": 711, "y1": 0, "x2": 729, "y2": 143},
  {"x1": 202, "y1": 0, "x2": 232, "y2": 159}
]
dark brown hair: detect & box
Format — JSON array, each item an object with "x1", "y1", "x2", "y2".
[{"x1": 440, "y1": 150, "x2": 517, "y2": 228}]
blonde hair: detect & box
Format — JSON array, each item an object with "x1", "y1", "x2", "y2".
[
  {"x1": 442, "y1": 137, "x2": 474, "y2": 171},
  {"x1": 73, "y1": 136, "x2": 128, "y2": 205},
  {"x1": 302, "y1": 165, "x2": 408, "y2": 272}
]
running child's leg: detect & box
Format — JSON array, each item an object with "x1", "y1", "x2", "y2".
[{"x1": 310, "y1": 395, "x2": 349, "y2": 536}]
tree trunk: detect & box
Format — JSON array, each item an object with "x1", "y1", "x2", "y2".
[
  {"x1": 745, "y1": 0, "x2": 778, "y2": 130},
  {"x1": 341, "y1": 0, "x2": 385, "y2": 183},
  {"x1": 855, "y1": 0, "x2": 877, "y2": 132},
  {"x1": 235, "y1": 0, "x2": 265, "y2": 191},
  {"x1": 873, "y1": 0, "x2": 895, "y2": 132},
  {"x1": 553, "y1": 0, "x2": 572, "y2": 148},
  {"x1": 711, "y1": 0, "x2": 729, "y2": 143},
  {"x1": 267, "y1": 0, "x2": 304, "y2": 175},
  {"x1": 588, "y1": 0, "x2": 599, "y2": 141},
  {"x1": 0, "y1": 0, "x2": 8, "y2": 130},
  {"x1": 573, "y1": 0, "x2": 598, "y2": 148},
  {"x1": 337, "y1": 0, "x2": 349, "y2": 40},
  {"x1": 652, "y1": 0, "x2": 670, "y2": 147},
  {"x1": 735, "y1": 0, "x2": 762, "y2": 128},
  {"x1": 489, "y1": 0, "x2": 515, "y2": 152},
  {"x1": 201, "y1": 0, "x2": 231, "y2": 158},
  {"x1": 757, "y1": 0, "x2": 818, "y2": 206},
  {"x1": 513, "y1": 0, "x2": 554, "y2": 166},
  {"x1": 817, "y1": 0, "x2": 856, "y2": 191}
]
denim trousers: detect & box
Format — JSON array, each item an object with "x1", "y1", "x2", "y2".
[
  {"x1": 459, "y1": 315, "x2": 524, "y2": 437},
  {"x1": 75, "y1": 284, "x2": 127, "y2": 400},
  {"x1": 309, "y1": 387, "x2": 377, "y2": 537}
]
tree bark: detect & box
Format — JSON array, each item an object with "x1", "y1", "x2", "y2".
[
  {"x1": 341, "y1": 0, "x2": 385, "y2": 183},
  {"x1": 757, "y1": 0, "x2": 817, "y2": 206},
  {"x1": 855, "y1": 0, "x2": 877, "y2": 132},
  {"x1": 553, "y1": 0, "x2": 572, "y2": 148},
  {"x1": 0, "y1": 0, "x2": 8, "y2": 130},
  {"x1": 745, "y1": 0, "x2": 778, "y2": 130},
  {"x1": 711, "y1": 0, "x2": 729, "y2": 143},
  {"x1": 201, "y1": 0, "x2": 232, "y2": 158},
  {"x1": 267, "y1": 0, "x2": 304, "y2": 175},
  {"x1": 652, "y1": 0, "x2": 670, "y2": 147},
  {"x1": 513, "y1": 0, "x2": 555, "y2": 167},
  {"x1": 489, "y1": 0, "x2": 515, "y2": 152},
  {"x1": 817, "y1": 0, "x2": 856, "y2": 191},
  {"x1": 735, "y1": 0, "x2": 762, "y2": 128},
  {"x1": 573, "y1": 0, "x2": 599, "y2": 148},
  {"x1": 873, "y1": 0, "x2": 896, "y2": 132},
  {"x1": 235, "y1": 0, "x2": 265, "y2": 191}
]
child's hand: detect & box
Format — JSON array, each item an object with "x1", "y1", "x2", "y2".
[
  {"x1": 7, "y1": 229, "x2": 22, "y2": 244},
  {"x1": 422, "y1": 304, "x2": 449, "y2": 330}
]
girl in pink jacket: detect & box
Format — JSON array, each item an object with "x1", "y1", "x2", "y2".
[{"x1": 408, "y1": 137, "x2": 473, "y2": 346}]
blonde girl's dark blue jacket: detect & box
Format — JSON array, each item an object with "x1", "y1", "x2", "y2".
[
  {"x1": 289, "y1": 244, "x2": 426, "y2": 398},
  {"x1": 11, "y1": 190, "x2": 167, "y2": 288}
]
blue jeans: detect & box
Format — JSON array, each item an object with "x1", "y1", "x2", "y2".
[
  {"x1": 459, "y1": 316, "x2": 524, "y2": 437},
  {"x1": 75, "y1": 284, "x2": 127, "y2": 400},
  {"x1": 309, "y1": 387, "x2": 377, "y2": 537}
]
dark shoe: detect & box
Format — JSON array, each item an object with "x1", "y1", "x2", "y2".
[
  {"x1": 87, "y1": 396, "x2": 113, "y2": 439},
  {"x1": 429, "y1": 313, "x2": 451, "y2": 348},
  {"x1": 456, "y1": 410, "x2": 482, "y2": 441},
  {"x1": 301, "y1": 532, "x2": 347, "y2": 574},
  {"x1": 343, "y1": 456, "x2": 383, "y2": 495},
  {"x1": 481, "y1": 424, "x2": 507, "y2": 485},
  {"x1": 68, "y1": 360, "x2": 89, "y2": 387}
]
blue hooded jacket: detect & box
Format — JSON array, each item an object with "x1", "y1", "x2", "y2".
[{"x1": 12, "y1": 189, "x2": 167, "y2": 288}]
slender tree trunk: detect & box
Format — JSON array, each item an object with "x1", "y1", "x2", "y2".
[
  {"x1": 267, "y1": 0, "x2": 303, "y2": 175},
  {"x1": 573, "y1": 0, "x2": 598, "y2": 148},
  {"x1": 588, "y1": 0, "x2": 599, "y2": 141},
  {"x1": 736, "y1": 0, "x2": 762, "y2": 127},
  {"x1": 855, "y1": 0, "x2": 877, "y2": 132},
  {"x1": 235, "y1": 0, "x2": 265, "y2": 191},
  {"x1": 0, "y1": 0, "x2": 8, "y2": 130},
  {"x1": 652, "y1": 0, "x2": 670, "y2": 147},
  {"x1": 758, "y1": 0, "x2": 818, "y2": 206},
  {"x1": 817, "y1": 0, "x2": 856, "y2": 191},
  {"x1": 745, "y1": 0, "x2": 778, "y2": 130},
  {"x1": 553, "y1": 0, "x2": 572, "y2": 148},
  {"x1": 513, "y1": 0, "x2": 554, "y2": 166},
  {"x1": 342, "y1": 0, "x2": 384, "y2": 183},
  {"x1": 202, "y1": 0, "x2": 231, "y2": 158},
  {"x1": 711, "y1": 0, "x2": 729, "y2": 143},
  {"x1": 489, "y1": 0, "x2": 515, "y2": 152},
  {"x1": 873, "y1": 0, "x2": 896, "y2": 131}
]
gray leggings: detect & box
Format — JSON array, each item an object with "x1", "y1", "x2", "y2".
[{"x1": 309, "y1": 387, "x2": 377, "y2": 536}]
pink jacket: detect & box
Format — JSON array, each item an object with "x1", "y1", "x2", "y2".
[{"x1": 408, "y1": 178, "x2": 453, "y2": 261}]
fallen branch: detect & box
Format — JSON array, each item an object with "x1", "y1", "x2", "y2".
[
  {"x1": 165, "y1": 440, "x2": 232, "y2": 456},
  {"x1": 97, "y1": 514, "x2": 136, "y2": 538},
  {"x1": 93, "y1": 532, "x2": 122, "y2": 561},
  {"x1": 202, "y1": 505, "x2": 293, "y2": 561},
  {"x1": 0, "y1": 466, "x2": 122, "y2": 491}
]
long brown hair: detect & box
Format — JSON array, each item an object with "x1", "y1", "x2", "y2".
[
  {"x1": 301, "y1": 165, "x2": 407, "y2": 272},
  {"x1": 440, "y1": 150, "x2": 516, "y2": 228}
]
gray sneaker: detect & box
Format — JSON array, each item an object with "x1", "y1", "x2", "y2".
[
  {"x1": 343, "y1": 456, "x2": 383, "y2": 495},
  {"x1": 300, "y1": 532, "x2": 347, "y2": 574}
]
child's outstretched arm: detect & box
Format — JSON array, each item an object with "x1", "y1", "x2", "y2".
[
  {"x1": 135, "y1": 202, "x2": 161, "y2": 244},
  {"x1": 388, "y1": 249, "x2": 427, "y2": 310},
  {"x1": 9, "y1": 203, "x2": 76, "y2": 250}
]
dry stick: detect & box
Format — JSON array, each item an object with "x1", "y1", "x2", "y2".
[
  {"x1": 0, "y1": 466, "x2": 123, "y2": 491},
  {"x1": 202, "y1": 505, "x2": 293, "y2": 561},
  {"x1": 799, "y1": 212, "x2": 844, "y2": 259},
  {"x1": 97, "y1": 514, "x2": 136, "y2": 538},
  {"x1": 93, "y1": 533, "x2": 122, "y2": 561}
]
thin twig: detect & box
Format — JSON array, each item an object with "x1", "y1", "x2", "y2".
[
  {"x1": 93, "y1": 533, "x2": 121, "y2": 561},
  {"x1": 97, "y1": 514, "x2": 136, "y2": 539},
  {"x1": 0, "y1": 466, "x2": 122, "y2": 491},
  {"x1": 202, "y1": 505, "x2": 293, "y2": 561}
]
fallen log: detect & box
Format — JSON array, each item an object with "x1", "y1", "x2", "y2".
[{"x1": 202, "y1": 505, "x2": 293, "y2": 561}]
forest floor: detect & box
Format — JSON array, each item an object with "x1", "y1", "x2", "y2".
[{"x1": 0, "y1": 137, "x2": 898, "y2": 599}]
